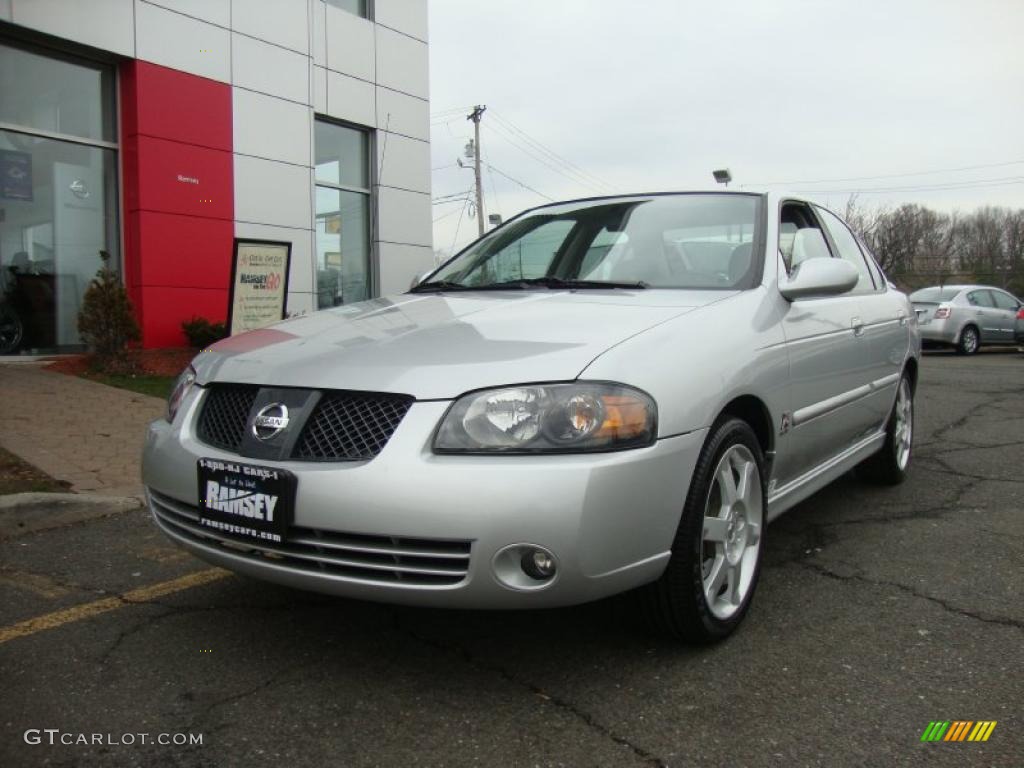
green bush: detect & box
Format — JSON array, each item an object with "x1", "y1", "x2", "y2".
[
  {"x1": 181, "y1": 316, "x2": 228, "y2": 349},
  {"x1": 77, "y1": 251, "x2": 141, "y2": 373}
]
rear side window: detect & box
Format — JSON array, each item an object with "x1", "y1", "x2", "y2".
[
  {"x1": 815, "y1": 207, "x2": 877, "y2": 293},
  {"x1": 991, "y1": 291, "x2": 1020, "y2": 311},
  {"x1": 966, "y1": 290, "x2": 995, "y2": 308}
]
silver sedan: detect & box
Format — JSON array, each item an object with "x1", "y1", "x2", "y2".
[
  {"x1": 143, "y1": 191, "x2": 920, "y2": 643},
  {"x1": 910, "y1": 284, "x2": 1022, "y2": 354}
]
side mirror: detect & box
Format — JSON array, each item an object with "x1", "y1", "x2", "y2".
[{"x1": 779, "y1": 257, "x2": 859, "y2": 301}]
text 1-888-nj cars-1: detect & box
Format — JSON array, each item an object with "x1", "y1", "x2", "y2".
[{"x1": 143, "y1": 191, "x2": 919, "y2": 643}]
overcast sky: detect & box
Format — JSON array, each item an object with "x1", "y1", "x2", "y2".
[{"x1": 426, "y1": 0, "x2": 1023, "y2": 255}]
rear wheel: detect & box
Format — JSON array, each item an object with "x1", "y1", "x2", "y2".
[
  {"x1": 857, "y1": 373, "x2": 913, "y2": 485},
  {"x1": 642, "y1": 418, "x2": 766, "y2": 643},
  {"x1": 956, "y1": 325, "x2": 979, "y2": 355}
]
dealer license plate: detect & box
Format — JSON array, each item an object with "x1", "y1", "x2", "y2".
[{"x1": 197, "y1": 458, "x2": 294, "y2": 544}]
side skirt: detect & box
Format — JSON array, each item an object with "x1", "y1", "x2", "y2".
[{"x1": 766, "y1": 430, "x2": 886, "y2": 521}]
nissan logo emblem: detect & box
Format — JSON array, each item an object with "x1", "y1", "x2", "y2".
[{"x1": 252, "y1": 403, "x2": 289, "y2": 440}]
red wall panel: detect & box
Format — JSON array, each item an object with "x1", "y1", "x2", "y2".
[
  {"x1": 130, "y1": 135, "x2": 233, "y2": 221},
  {"x1": 120, "y1": 60, "x2": 234, "y2": 348}
]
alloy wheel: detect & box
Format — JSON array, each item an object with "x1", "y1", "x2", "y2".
[
  {"x1": 700, "y1": 444, "x2": 763, "y2": 620},
  {"x1": 894, "y1": 377, "x2": 913, "y2": 470},
  {"x1": 962, "y1": 327, "x2": 978, "y2": 353}
]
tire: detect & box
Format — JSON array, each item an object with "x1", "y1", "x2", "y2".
[
  {"x1": 0, "y1": 304, "x2": 23, "y2": 354},
  {"x1": 642, "y1": 417, "x2": 766, "y2": 643},
  {"x1": 956, "y1": 325, "x2": 979, "y2": 355},
  {"x1": 857, "y1": 373, "x2": 913, "y2": 485}
]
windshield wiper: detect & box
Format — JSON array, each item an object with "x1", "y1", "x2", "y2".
[
  {"x1": 410, "y1": 280, "x2": 525, "y2": 293},
  {"x1": 498, "y1": 277, "x2": 649, "y2": 290}
]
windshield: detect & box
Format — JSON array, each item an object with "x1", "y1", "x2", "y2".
[
  {"x1": 425, "y1": 194, "x2": 762, "y2": 290},
  {"x1": 910, "y1": 287, "x2": 960, "y2": 303}
]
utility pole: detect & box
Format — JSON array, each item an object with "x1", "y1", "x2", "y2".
[{"x1": 467, "y1": 105, "x2": 486, "y2": 236}]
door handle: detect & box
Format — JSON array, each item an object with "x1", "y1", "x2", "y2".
[{"x1": 851, "y1": 317, "x2": 865, "y2": 337}]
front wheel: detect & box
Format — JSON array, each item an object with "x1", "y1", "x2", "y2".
[
  {"x1": 857, "y1": 373, "x2": 913, "y2": 485},
  {"x1": 642, "y1": 418, "x2": 766, "y2": 643}
]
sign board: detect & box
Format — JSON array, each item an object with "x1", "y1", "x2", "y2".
[{"x1": 228, "y1": 239, "x2": 291, "y2": 335}]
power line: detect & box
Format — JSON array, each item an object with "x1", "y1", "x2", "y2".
[
  {"x1": 751, "y1": 159, "x2": 1024, "y2": 187},
  {"x1": 486, "y1": 119, "x2": 606, "y2": 194},
  {"x1": 489, "y1": 110, "x2": 615, "y2": 192},
  {"x1": 797, "y1": 175, "x2": 1024, "y2": 196},
  {"x1": 433, "y1": 200, "x2": 470, "y2": 223},
  {"x1": 483, "y1": 162, "x2": 555, "y2": 202}
]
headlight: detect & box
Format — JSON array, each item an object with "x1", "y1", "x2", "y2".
[
  {"x1": 434, "y1": 383, "x2": 657, "y2": 453},
  {"x1": 166, "y1": 365, "x2": 197, "y2": 423}
]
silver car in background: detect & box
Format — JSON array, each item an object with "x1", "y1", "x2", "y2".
[
  {"x1": 143, "y1": 191, "x2": 920, "y2": 643},
  {"x1": 910, "y1": 284, "x2": 1022, "y2": 354}
]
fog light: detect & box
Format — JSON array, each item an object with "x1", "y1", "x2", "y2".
[
  {"x1": 492, "y1": 544, "x2": 559, "y2": 591},
  {"x1": 522, "y1": 549, "x2": 556, "y2": 580}
]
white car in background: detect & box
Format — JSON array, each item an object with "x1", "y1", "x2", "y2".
[{"x1": 910, "y1": 285, "x2": 1022, "y2": 354}]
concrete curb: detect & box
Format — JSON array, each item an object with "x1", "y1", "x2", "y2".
[{"x1": 0, "y1": 492, "x2": 144, "y2": 539}]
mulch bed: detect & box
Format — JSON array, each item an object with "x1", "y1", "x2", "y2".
[{"x1": 43, "y1": 348, "x2": 195, "y2": 377}]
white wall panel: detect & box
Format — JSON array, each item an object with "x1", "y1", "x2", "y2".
[
  {"x1": 234, "y1": 155, "x2": 312, "y2": 230},
  {"x1": 233, "y1": 89, "x2": 311, "y2": 166},
  {"x1": 374, "y1": 0, "x2": 427, "y2": 42},
  {"x1": 375, "y1": 25, "x2": 428, "y2": 98},
  {"x1": 377, "y1": 133, "x2": 429, "y2": 194},
  {"x1": 231, "y1": 0, "x2": 309, "y2": 53},
  {"x1": 232, "y1": 33, "x2": 309, "y2": 103},
  {"x1": 375, "y1": 87, "x2": 428, "y2": 141},
  {"x1": 311, "y1": 0, "x2": 327, "y2": 66},
  {"x1": 14, "y1": 0, "x2": 134, "y2": 57},
  {"x1": 285, "y1": 292, "x2": 315, "y2": 316},
  {"x1": 234, "y1": 222, "x2": 314, "y2": 295},
  {"x1": 136, "y1": 2, "x2": 230, "y2": 81},
  {"x1": 377, "y1": 242, "x2": 434, "y2": 295},
  {"x1": 376, "y1": 186, "x2": 431, "y2": 247},
  {"x1": 325, "y1": 3, "x2": 374, "y2": 81},
  {"x1": 0, "y1": 0, "x2": 11, "y2": 22},
  {"x1": 312, "y1": 65, "x2": 327, "y2": 113},
  {"x1": 326, "y1": 71, "x2": 375, "y2": 128},
  {"x1": 143, "y1": 0, "x2": 230, "y2": 26}
]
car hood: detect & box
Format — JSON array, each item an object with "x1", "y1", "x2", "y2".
[{"x1": 196, "y1": 290, "x2": 732, "y2": 399}]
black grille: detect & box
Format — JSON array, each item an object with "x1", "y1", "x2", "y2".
[
  {"x1": 197, "y1": 384, "x2": 259, "y2": 452},
  {"x1": 294, "y1": 392, "x2": 414, "y2": 461}
]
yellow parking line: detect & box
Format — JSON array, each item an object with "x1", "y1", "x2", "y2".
[{"x1": 0, "y1": 569, "x2": 229, "y2": 645}]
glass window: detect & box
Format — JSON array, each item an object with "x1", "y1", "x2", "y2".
[
  {"x1": 991, "y1": 291, "x2": 1020, "y2": 311},
  {"x1": 816, "y1": 207, "x2": 876, "y2": 293},
  {"x1": 966, "y1": 290, "x2": 995, "y2": 308},
  {"x1": 430, "y1": 194, "x2": 762, "y2": 290},
  {"x1": 315, "y1": 121, "x2": 369, "y2": 190},
  {"x1": 0, "y1": 42, "x2": 115, "y2": 142},
  {"x1": 0, "y1": 130, "x2": 119, "y2": 352},
  {"x1": 325, "y1": 0, "x2": 368, "y2": 18},
  {"x1": 910, "y1": 287, "x2": 961, "y2": 303}
]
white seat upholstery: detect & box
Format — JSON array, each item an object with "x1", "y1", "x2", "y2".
[{"x1": 790, "y1": 228, "x2": 832, "y2": 268}]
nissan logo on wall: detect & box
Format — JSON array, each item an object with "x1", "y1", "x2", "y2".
[
  {"x1": 69, "y1": 179, "x2": 90, "y2": 199},
  {"x1": 252, "y1": 403, "x2": 290, "y2": 440}
]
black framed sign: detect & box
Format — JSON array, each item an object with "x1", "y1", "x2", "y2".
[{"x1": 228, "y1": 239, "x2": 291, "y2": 335}]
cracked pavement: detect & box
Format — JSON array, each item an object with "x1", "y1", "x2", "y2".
[{"x1": 1, "y1": 351, "x2": 1021, "y2": 767}]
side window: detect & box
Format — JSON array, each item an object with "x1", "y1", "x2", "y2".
[
  {"x1": 815, "y1": 207, "x2": 877, "y2": 293},
  {"x1": 779, "y1": 202, "x2": 829, "y2": 273},
  {"x1": 991, "y1": 291, "x2": 1020, "y2": 311},
  {"x1": 966, "y1": 290, "x2": 995, "y2": 308}
]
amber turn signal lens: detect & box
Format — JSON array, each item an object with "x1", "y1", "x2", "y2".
[{"x1": 595, "y1": 395, "x2": 651, "y2": 440}]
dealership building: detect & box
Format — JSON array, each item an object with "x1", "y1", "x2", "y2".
[{"x1": 0, "y1": 0, "x2": 433, "y2": 352}]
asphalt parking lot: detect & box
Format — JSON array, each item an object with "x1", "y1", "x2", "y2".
[{"x1": 1, "y1": 351, "x2": 1021, "y2": 768}]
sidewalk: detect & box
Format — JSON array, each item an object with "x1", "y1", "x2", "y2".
[{"x1": 0, "y1": 364, "x2": 164, "y2": 498}]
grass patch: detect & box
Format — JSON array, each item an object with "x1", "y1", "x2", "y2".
[
  {"x1": 0, "y1": 447, "x2": 71, "y2": 495},
  {"x1": 91, "y1": 373, "x2": 176, "y2": 400}
]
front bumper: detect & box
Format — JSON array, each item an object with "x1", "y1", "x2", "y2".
[{"x1": 142, "y1": 388, "x2": 705, "y2": 608}]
